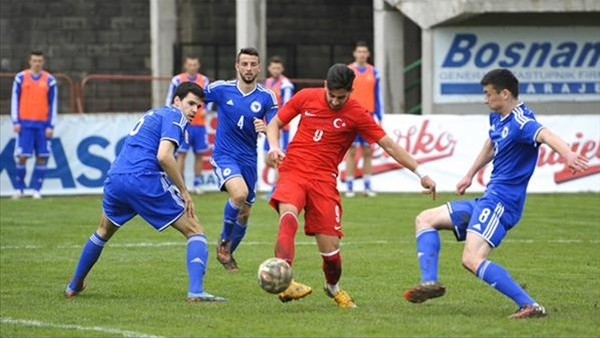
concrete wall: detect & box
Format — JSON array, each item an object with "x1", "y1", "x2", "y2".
[
  {"x1": 177, "y1": 0, "x2": 374, "y2": 81},
  {"x1": 0, "y1": 0, "x2": 151, "y2": 113}
]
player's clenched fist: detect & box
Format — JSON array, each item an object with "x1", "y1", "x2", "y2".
[
  {"x1": 267, "y1": 148, "x2": 285, "y2": 167},
  {"x1": 420, "y1": 176, "x2": 437, "y2": 200},
  {"x1": 254, "y1": 118, "x2": 267, "y2": 133}
]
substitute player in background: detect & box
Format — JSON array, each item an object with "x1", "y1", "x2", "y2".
[
  {"x1": 206, "y1": 47, "x2": 278, "y2": 271},
  {"x1": 11, "y1": 51, "x2": 58, "y2": 199},
  {"x1": 263, "y1": 56, "x2": 295, "y2": 198},
  {"x1": 166, "y1": 56, "x2": 211, "y2": 194},
  {"x1": 404, "y1": 69, "x2": 589, "y2": 319},
  {"x1": 345, "y1": 41, "x2": 383, "y2": 198},
  {"x1": 266, "y1": 64, "x2": 436, "y2": 308},
  {"x1": 65, "y1": 82, "x2": 226, "y2": 302},
  {"x1": 265, "y1": 56, "x2": 294, "y2": 151}
]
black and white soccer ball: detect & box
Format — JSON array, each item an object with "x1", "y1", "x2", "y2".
[{"x1": 257, "y1": 258, "x2": 293, "y2": 294}]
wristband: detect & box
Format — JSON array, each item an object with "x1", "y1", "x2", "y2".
[{"x1": 414, "y1": 169, "x2": 428, "y2": 179}]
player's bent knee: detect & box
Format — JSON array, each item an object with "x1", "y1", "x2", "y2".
[
  {"x1": 415, "y1": 209, "x2": 435, "y2": 232},
  {"x1": 230, "y1": 193, "x2": 248, "y2": 207},
  {"x1": 173, "y1": 215, "x2": 205, "y2": 237},
  {"x1": 461, "y1": 254, "x2": 481, "y2": 274},
  {"x1": 416, "y1": 206, "x2": 452, "y2": 232},
  {"x1": 97, "y1": 216, "x2": 119, "y2": 240}
]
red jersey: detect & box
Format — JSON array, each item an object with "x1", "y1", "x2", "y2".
[{"x1": 277, "y1": 88, "x2": 386, "y2": 181}]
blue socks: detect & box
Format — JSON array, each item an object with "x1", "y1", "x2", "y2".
[
  {"x1": 193, "y1": 176, "x2": 202, "y2": 189},
  {"x1": 282, "y1": 130, "x2": 290, "y2": 150},
  {"x1": 477, "y1": 260, "x2": 536, "y2": 307},
  {"x1": 346, "y1": 178, "x2": 354, "y2": 193},
  {"x1": 69, "y1": 232, "x2": 107, "y2": 290},
  {"x1": 187, "y1": 234, "x2": 209, "y2": 296},
  {"x1": 230, "y1": 223, "x2": 247, "y2": 253},
  {"x1": 69, "y1": 232, "x2": 210, "y2": 298},
  {"x1": 416, "y1": 229, "x2": 441, "y2": 283},
  {"x1": 364, "y1": 175, "x2": 372, "y2": 191},
  {"x1": 221, "y1": 199, "x2": 240, "y2": 241},
  {"x1": 15, "y1": 164, "x2": 26, "y2": 192},
  {"x1": 31, "y1": 164, "x2": 47, "y2": 191}
]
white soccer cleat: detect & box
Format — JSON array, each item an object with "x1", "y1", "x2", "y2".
[
  {"x1": 32, "y1": 191, "x2": 42, "y2": 199},
  {"x1": 191, "y1": 186, "x2": 204, "y2": 195},
  {"x1": 345, "y1": 191, "x2": 355, "y2": 198},
  {"x1": 364, "y1": 190, "x2": 377, "y2": 197},
  {"x1": 11, "y1": 191, "x2": 24, "y2": 200}
]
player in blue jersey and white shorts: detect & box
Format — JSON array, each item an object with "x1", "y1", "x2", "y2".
[
  {"x1": 404, "y1": 69, "x2": 589, "y2": 319},
  {"x1": 65, "y1": 82, "x2": 226, "y2": 302},
  {"x1": 205, "y1": 47, "x2": 278, "y2": 271}
]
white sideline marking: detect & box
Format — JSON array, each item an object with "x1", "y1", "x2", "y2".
[
  {"x1": 0, "y1": 317, "x2": 161, "y2": 338},
  {"x1": 1, "y1": 238, "x2": 598, "y2": 251}
]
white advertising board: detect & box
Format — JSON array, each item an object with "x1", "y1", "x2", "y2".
[
  {"x1": 1, "y1": 113, "x2": 598, "y2": 196},
  {"x1": 433, "y1": 27, "x2": 600, "y2": 103}
]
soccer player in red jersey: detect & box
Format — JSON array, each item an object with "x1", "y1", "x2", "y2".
[{"x1": 265, "y1": 64, "x2": 437, "y2": 308}]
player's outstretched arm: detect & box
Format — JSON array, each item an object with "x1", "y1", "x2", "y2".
[
  {"x1": 536, "y1": 128, "x2": 589, "y2": 173},
  {"x1": 157, "y1": 140, "x2": 196, "y2": 219},
  {"x1": 457, "y1": 139, "x2": 494, "y2": 195},
  {"x1": 377, "y1": 135, "x2": 436, "y2": 200},
  {"x1": 266, "y1": 116, "x2": 286, "y2": 167}
]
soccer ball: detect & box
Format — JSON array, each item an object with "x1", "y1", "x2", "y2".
[{"x1": 257, "y1": 258, "x2": 293, "y2": 294}]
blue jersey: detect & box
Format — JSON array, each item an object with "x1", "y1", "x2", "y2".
[
  {"x1": 205, "y1": 80, "x2": 278, "y2": 165},
  {"x1": 487, "y1": 102, "x2": 545, "y2": 213},
  {"x1": 109, "y1": 106, "x2": 188, "y2": 175}
]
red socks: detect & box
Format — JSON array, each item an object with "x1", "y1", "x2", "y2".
[
  {"x1": 321, "y1": 250, "x2": 342, "y2": 285},
  {"x1": 275, "y1": 212, "x2": 298, "y2": 266}
]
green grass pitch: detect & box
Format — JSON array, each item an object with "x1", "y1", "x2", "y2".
[{"x1": 1, "y1": 193, "x2": 599, "y2": 337}]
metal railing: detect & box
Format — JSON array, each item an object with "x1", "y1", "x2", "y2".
[
  {"x1": 79, "y1": 74, "x2": 171, "y2": 113},
  {"x1": 1, "y1": 73, "x2": 386, "y2": 114},
  {"x1": 0, "y1": 72, "x2": 78, "y2": 114},
  {"x1": 403, "y1": 59, "x2": 422, "y2": 115}
]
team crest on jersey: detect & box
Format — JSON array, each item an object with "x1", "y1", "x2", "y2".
[
  {"x1": 502, "y1": 126, "x2": 509, "y2": 138},
  {"x1": 250, "y1": 101, "x2": 262, "y2": 113},
  {"x1": 333, "y1": 118, "x2": 346, "y2": 129}
]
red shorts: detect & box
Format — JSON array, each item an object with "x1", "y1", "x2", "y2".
[{"x1": 269, "y1": 173, "x2": 343, "y2": 237}]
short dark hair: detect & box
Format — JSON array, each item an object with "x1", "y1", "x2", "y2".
[
  {"x1": 184, "y1": 56, "x2": 199, "y2": 62},
  {"x1": 269, "y1": 56, "x2": 284, "y2": 65},
  {"x1": 326, "y1": 64, "x2": 355, "y2": 91},
  {"x1": 354, "y1": 41, "x2": 369, "y2": 50},
  {"x1": 480, "y1": 68, "x2": 519, "y2": 98},
  {"x1": 173, "y1": 81, "x2": 205, "y2": 103},
  {"x1": 237, "y1": 47, "x2": 260, "y2": 62},
  {"x1": 30, "y1": 50, "x2": 44, "y2": 57}
]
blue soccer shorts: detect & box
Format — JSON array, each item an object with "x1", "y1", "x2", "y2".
[
  {"x1": 352, "y1": 134, "x2": 369, "y2": 147},
  {"x1": 103, "y1": 173, "x2": 185, "y2": 231},
  {"x1": 447, "y1": 196, "x2": 519, "y2": 248},
  {"x1": 178, "y1": 125, "x2": 209, "y2": 154},
  {"x1": 210, "y1": 155, "x2": 257, "y2": 205},
  {"x1": 15, "y1": 126, "x2": 51, "y2": 158}
]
